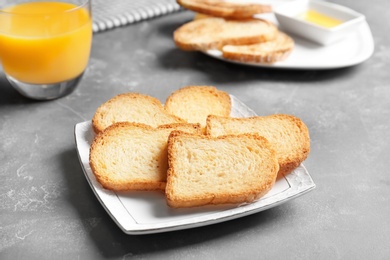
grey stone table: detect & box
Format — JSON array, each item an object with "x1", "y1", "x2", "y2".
[{"x1": 1, "y1": 0, "x2": 390, "y2": 259}]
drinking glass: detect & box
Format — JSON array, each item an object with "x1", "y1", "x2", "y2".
[{"x1": 0, "y1": 0, "x2": 92, "y2": 100}]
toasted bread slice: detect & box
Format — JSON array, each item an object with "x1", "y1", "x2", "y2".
[
  {"x1": 206, "y1": 114, "x2": 310, "y2": 175},
  {"x1": 222, "y1": 30, "x2": 294, "y2": 64},
  {"x1": 164, "y1": 86, "x2": 231, "y2": 129},
  {"x1": 89, "y1": 122, "x2": 202, "y2": 191},
  {"x1": 92, "y1": 93, "x2": 185, "y2": 133},
  {"x1": 174, "y1": 17, "x2": 277, "y2": 51},
  {"x1": 177, "y1": 0, "x2": 272, "y2": 19},
  {"x1": 166, "y1": 131, "x2": 279, "y2": 208}
]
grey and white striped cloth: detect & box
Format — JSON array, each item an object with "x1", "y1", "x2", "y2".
[{"x1": 92, "y1": 0, "x2": 182, "y2": 33}]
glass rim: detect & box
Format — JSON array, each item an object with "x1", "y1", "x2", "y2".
[{"x1": 0, "y1": 0, "x2": 91, "y2": 16}]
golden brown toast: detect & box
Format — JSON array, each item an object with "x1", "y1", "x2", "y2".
[
  {"x1": 222, "y1": 30, "x2": 294, "y2": 63},
  {"x1": 206, "y1": 114, "x2": 310, "y2": 175},
  {"x1": 174, "y1": 17, "x2": 278, "y2": 51},
  {"x1": 92, "y1": 93, "x2": 185, "y2": 133},
  {"x1": 166, "y1": 131, "x2": 279, "y2": 208},
  {"x1": 164, "y1": 86, "x2": 231, "y2": 129},
  {"x1": 89, "y1": 122, "x2": 202, "y2": 191},
  {"x1": 177, "y1": 0, "x2": 272, "y2": 19}
]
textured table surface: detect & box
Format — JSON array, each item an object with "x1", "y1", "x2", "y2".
[{"x1": 1, "y1": 0, "x2": 390, "y2": 259}]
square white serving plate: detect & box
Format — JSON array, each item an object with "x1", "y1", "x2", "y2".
[
  {"x1": 74, "y1": 95, "x2": 316, "y2": 234},
  {"x1": 274, "y1": 0, "x2": 365, "y2": 45}
]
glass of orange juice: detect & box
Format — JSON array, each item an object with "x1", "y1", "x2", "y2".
[{"x1": 0, "y1": 0, "x2": 92, "y2": 100}]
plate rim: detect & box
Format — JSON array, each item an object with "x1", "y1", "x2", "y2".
[
  {"x1": 74, "y1": 95, "x2": 316, "y2": 234},
  {"x1": 203, "y1": 20, "x2": 374, "y2": 70}
]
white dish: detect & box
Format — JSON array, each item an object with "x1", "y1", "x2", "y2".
[
  {"x1": 203, "y1": 11, "x2": 374, "y2": 69},
  {"x1": 74, "y1": 95, "x2": 316, "y2": 234},
  {"x1": 274, "y1": 0, "x2": 365, "y2": 45}
]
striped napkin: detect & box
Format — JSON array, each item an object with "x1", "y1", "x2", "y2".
[{"x1": 92, "y1": 0, "x2": 182, "y2": 32}]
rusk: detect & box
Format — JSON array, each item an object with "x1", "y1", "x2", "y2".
[
  {"x1": 164, "y1": 86, "x2": 231, "y2": 128},
  {"x1": 174, "y1": 17, "x2": 278, "y2": 51},
  {"x1": 92, "y1": 93, "x2": 185, "y2": 133},
  {"x1": 89, "y1": 122, "x2": 202, "y2": 191},
  {"x1": 222, "y1": 30, "x2": 294, "y2": 64},
  {"x1": 166, "y1": 131, "x2": 279, "y2": 208},
  {"x1": 206, "y1": 114, "x2": 310, "y2": 175},
  {"x1": 176, "y1": 0, "x2": 272, "y2": 19}
]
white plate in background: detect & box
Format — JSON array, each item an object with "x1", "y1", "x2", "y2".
[
  {"x1": 204, "y1": 20, "x2": 373, "y2": 70},
  {"x1": 202, "y1": 0, "x2": 374, "y2": 69}
]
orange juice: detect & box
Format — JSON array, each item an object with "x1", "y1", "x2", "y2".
[{"x1": 0, "y1": 2, "x2": 92, "y2": 84}]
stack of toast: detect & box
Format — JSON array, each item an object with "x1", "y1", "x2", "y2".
[
  {"x1": 89, "y1": 86, "x2": 310, "y2": 208},
  {"x1": 174, "y1": 0, "x2": 294, "y2": 64}
]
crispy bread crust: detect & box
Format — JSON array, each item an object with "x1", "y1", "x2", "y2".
[
  {"x1": 89, "y1": 88, "x2": 310, "y2": 209},
  {"x1": 89, "y1": 122, "x2": 202, "y2": 191},
  {"x1": 177, "y1": 0, "x2": 272, "y2": 19},
  {"x1": 92, "y1": 93, "x2": 185, "y2": 134},
  {"x1": 174, "y1": 18, "x2": 278, "y2": 51},
  {"x1": 166, "y1": 131, "x2": 279, "y2": 208},
  {"x1": 206, "y1": 114, "x2": 310, "y2": 175},
  {"x1": 165, "y1": 85, "x2": 231, "y2": 128},
  {"x1": 222, "y1": 31, "x2": 294, "y2": 64}
]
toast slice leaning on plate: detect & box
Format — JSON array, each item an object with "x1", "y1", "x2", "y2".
[
  {"x1": 222, "y1": 30, "x2": 294, "y2": 63},
  {"x1": 176, "y1": 0, "x2": 272, "y2": 19},
  {"x1": 206, "y1": 114, "x2": 310, "y2": 175},
  {"x1": 164, "y1": 85, "x2": 231, "y2": 129},
  {"x1": 166, "y1": 131, "x2": 279, "y2": 208},
  {"x1": 174, "y1": 17, "x2": 278, "y2": 51},
  {"x1": 89, "y1": 122, "x2": 201, "y2": 191},
  {"x1": 92, "y1": 93, "x2": 185, "y2": 134}
]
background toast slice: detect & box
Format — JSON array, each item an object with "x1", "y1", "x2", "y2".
[
  {"x1": 174, "y1": 17, "x2": 278, "y2": 51},
  {"x1": 206, "y1": 114, "x2": 310, "y2": 175},
  {"x1": 89, "y1": 122, "x2": 202, "y2": 191},
  {"x1": 176, "y1": 0, "x2": 272, "y2": 19},
  {"x1": 166, "y1": 131, "x2": 279, "y2": 208},
  {"x1": 222, "y1": 30, "x2": 294, "y2": 64},
  {"x1": 164, "y1": 86, "x2": 231, "y2": 129},
  {"x1": 92, "y1": 93, "x2": 185, "y2": 133}
]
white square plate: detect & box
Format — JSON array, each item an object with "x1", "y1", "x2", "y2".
[{"x1": 74, "y1": 95, "x2": 316, "y2": 234}]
